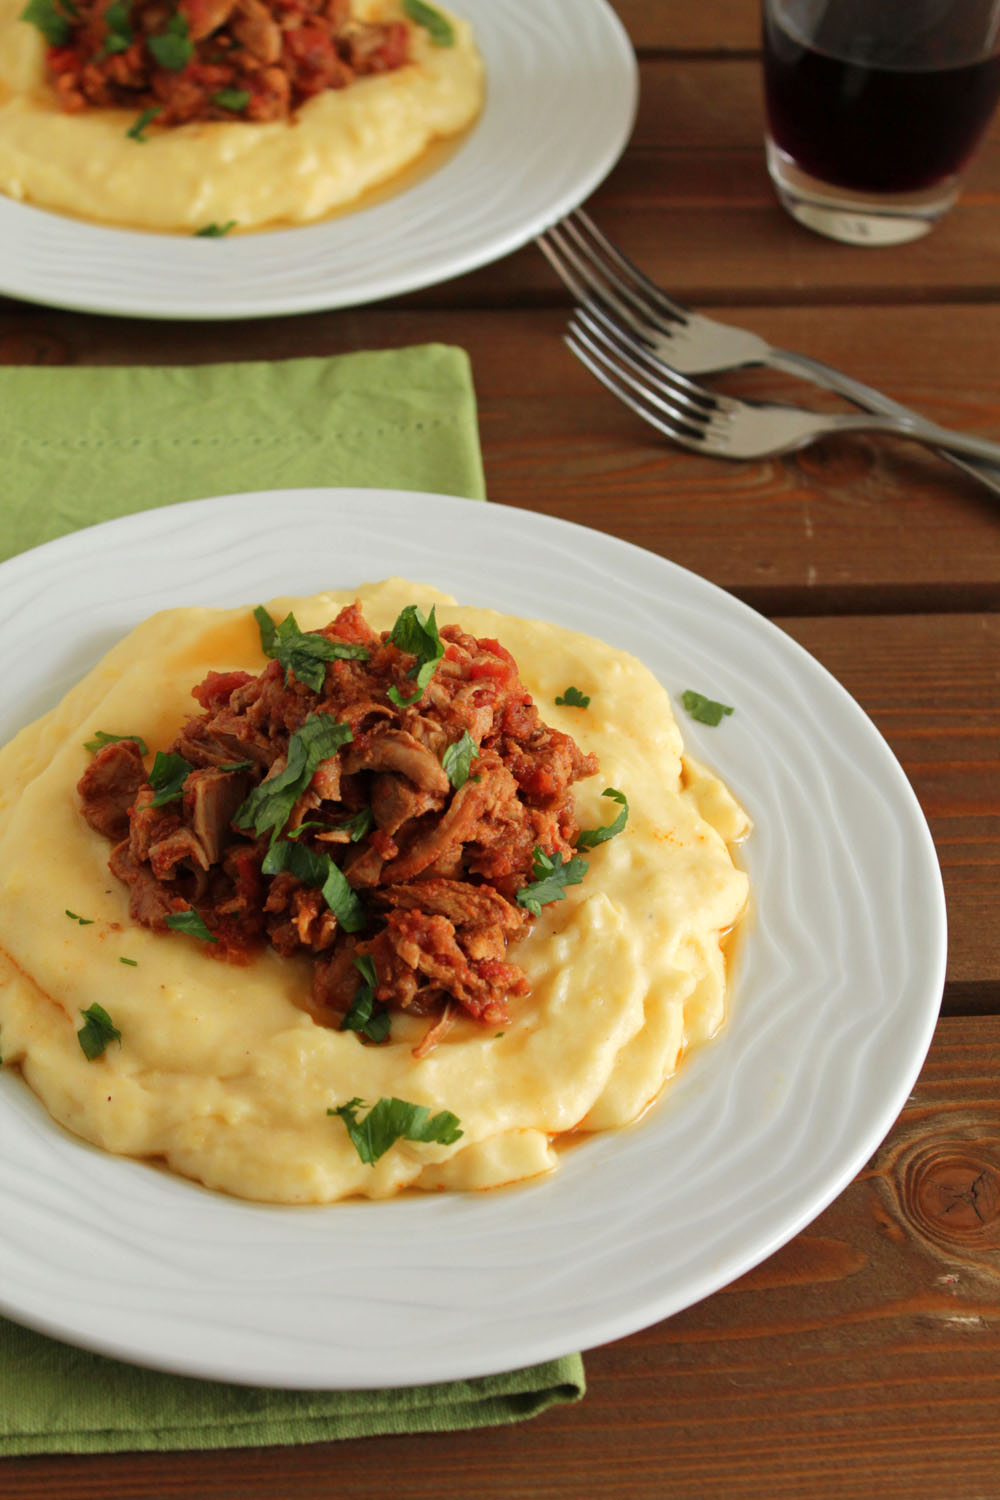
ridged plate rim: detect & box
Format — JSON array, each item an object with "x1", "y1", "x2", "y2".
[{"x1": 0, "y1": 489, "x2": 947, "y2": 1389}]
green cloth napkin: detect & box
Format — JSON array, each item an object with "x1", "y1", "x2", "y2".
[
  {"x1": 0, "y1": 1321, "x2": 585, "y2": 1455},
  {"x1": 0, "y1": 345, "x2": 585, "y2": 1453},
  {"x1": 0, "y1": 343, "x2": 486, "y2": 562}
]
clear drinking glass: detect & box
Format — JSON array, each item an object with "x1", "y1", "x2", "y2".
[{"x1": 762, "y1": 0, "x2": 1000, "y2": 245}]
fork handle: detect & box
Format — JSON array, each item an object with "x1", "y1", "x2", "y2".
[{"x1": 766, "y1": 347, "x2": 1000, "y2": 499}]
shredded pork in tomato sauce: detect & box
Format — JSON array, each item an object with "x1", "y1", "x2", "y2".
[
  {"x1": 77, "y1": 603, "x2": 599, "y2": 1039},
  {"x1": 42, "y1": 0, "x2": 411, "y2": 126}
]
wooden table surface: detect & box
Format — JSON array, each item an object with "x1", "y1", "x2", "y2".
[{"x1": 2, "y1": 3, "x2": 998, "y2": 1496}]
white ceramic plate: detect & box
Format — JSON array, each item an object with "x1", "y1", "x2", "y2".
[
  {"x1": 0, "y1": 490, "x2": 946, "y2": 1389},
  {"x1": 0, "y1": 0, "x2": 636, "y2": 320}
]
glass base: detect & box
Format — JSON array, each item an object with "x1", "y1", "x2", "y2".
[{"x1": 765, "y1": 139, "x2": 959, "y2": 246}]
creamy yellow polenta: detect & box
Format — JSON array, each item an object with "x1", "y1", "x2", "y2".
[
  {"x1": 0, "y1": 580, "x2": 750, "y2": 1203},
  {"x1": 0, "y1": 0, "x2": 483, "y2": 231}
]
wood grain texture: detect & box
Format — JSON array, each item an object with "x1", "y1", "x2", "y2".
[
  {"x1": 609, "y1": 0, "x2": 761, "y2": 55},
  {"x1": 1, "y1": 305, "x2": 998, "y2": 611},
  {"x1": 0, "y1": 1018, "x2": 995, "y2": 1500}
]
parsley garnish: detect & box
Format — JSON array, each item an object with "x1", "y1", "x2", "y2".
[
  {"x1": 516, "y1": 847, "x2": 588, "y2": 917},
  {"x1": 340, "y1": 807, "x2": 375, "y2": 842},
  {"x1": 555, "y1": 686, "x2": 590, "y2": 708},
  {"x1": 235, "y1": 713, "x2": 353, "y2": 843},
  {"x1": 340, "y1": 955, "x2": 390, "y2": 1043},
  {"x1": 194, "y1": 221, "x2": 237, "y2": 237},
  {"x1": 210, "y1": 88, "x2": 250, "y2": 111},
  {"x1": 126, "y1": 105, "x2": 161, "y2": 141},
  {"x1": 83, "y1": 730, "x2": 149, "y2": 756},
  {"x1": 681, "y1": 690, "x2": 734, "y2": 727},
  {"x1": 148, "y1": 750, "x2": 193, "y2": 807},
  {"x1": 165, "y1": 909, "x2": 217, "y2": 942},
  {"x1": 287, "y1": 809, "x2": 373, "y2": 843},
  {"x1": 119, "y1": 957, "x2": 138, "y2": 966},
  {"x1": 254, "y1": 606, "x2": 369, "y2": 693},
  {"x1": 386, "y1": 604, "x2": 444, "y2": 707},
  {"x1": 441, "y1": 730, "x2": 478, "y2": 789},
  {"x1": 261, "y1": 839, "x2": 366, "y2": 933},
  {"x1": 19, "y1": 0, "x2": 75, "y2": 45},
  {"x1": 329, "y1": 1096, "x2": 463, "y2": 1165},
  {"x1": 402, "y1": 0, "x2": 454, "y2": 46},
  {"x1": 65, "y1": 909, "x2": 94, "y2": 925},
  {"x1": 100, "y1": 0, "x2": 132, "y2": 54},
  {"x1": 77, "y1": 1003, "x2": 121, "y2": 1061},
  {"x1": 576, "y1": 788, "x2": 629, "y2": 850},
  {"x1": 148, "y1": 10, "x2": 193, "y2": 68},
  {"x1": 285, "y1": 819, "x2": 326, "y2": 840}
]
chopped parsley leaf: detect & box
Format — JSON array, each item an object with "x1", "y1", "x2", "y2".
[
  {"x1": 194, "y1": 220, "x2": 237, "y2": 237},
  {"x1": 254, "y1": 605, "x2": 369, "y2": 693},
  {"x1": 119, "y1": 957, "x2": 138, "y2": 966},
  {"x1": 210, "y1": 88, "x2": 250, "y2": 111},
  {"x1": 329, "y1": 1095, "x2": 463, "y2": 1165},
  {"x1": 148, "y1": 11, "x2": 193, "y2": 69},
  {"x1": 100, "y1": 0, "x2": 132, "y2": 54},
  {"x1": 235, "y1": 713, "x2": 353, "y2": 843},
  {"x1": 402, "y1": 0, "x2": 454, "y2": 46},
  {"x1": 65, "y1": 909, "x2": 94, "y2": 925},
  {"x1": 126, "y1": 105, "x2": 161, "y2": 141},
  {"x1": 576, "y1": 787, "x2": 629, "y2": 850},
  {"x1": 681, "y1": 690, "x2": 734, "y2": 727},
  {"x1": 386, "y1": 604, "x2": 444, "y2": 706},
  {"x1": 340, "y1": 807, "x2": 375, "y2": 842},
  {"x1": 19, "y1": 0, "x2": 74, "y2": 45},
  {"x1": 148, "y1": 750, "x2": 193, "y2": 807},
  {"x1": 516, "y1": 847, "x2": 588, "y2": 917},
  {"x1": 83, "y1": 730, "x2": 149, "y2": 756},
  {"x1": 261, "y1": 839, "x2": 366, "y2": 933},
  {"x1": 441, "y1": 730, "x2": 478, "y2": 789},
  {"x1": 165, "y1": 909, "x2": 217, "y2": 942},
  {"x1": 77, "y1": 1003, "x2": 121, "y2": 1061},
  {"x1": 340, "y1": 955, "x2": 390, "y2": 1043},
  {"x1": 555, "y1": 686, "x2": 590, "y2": 708}
]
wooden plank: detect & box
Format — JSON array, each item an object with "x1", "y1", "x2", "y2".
[
  {"x1": 1, "y1": 1016, "x2": 995, "y2": 1500},
  {"x1": 610, "y1": 0, "x2": 760, "y2": 55},
  {"x1": 2, "y1": 304, "x2": 999, "y2": 607}
]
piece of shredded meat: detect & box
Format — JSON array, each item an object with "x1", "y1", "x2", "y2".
[
  {"x1": 40, "y1": 0, "x2": 411, "y2": 127},
  {"x1": 77, "y1": 601, "x2": 599, "y2": 1038}
]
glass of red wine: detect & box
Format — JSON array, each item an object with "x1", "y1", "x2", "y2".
[{"x1": 762, "y1": 0, "x2": 1000, "y2": 244}]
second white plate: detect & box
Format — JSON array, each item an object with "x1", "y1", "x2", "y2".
[{"x1": 0, "y1": 0, "x2": 637, "y2": 319}]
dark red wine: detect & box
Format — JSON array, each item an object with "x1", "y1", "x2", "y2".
[{"x1": 763, "y1": 10, "x2": 1000, "y2": 193}]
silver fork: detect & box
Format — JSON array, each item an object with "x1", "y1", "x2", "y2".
[
  {"x1": 539, "y1": 210, "x2": 1000, "y2": 496},
  {"x1": 566, "y1": 309, "x2": 1000, "y2": 467}
]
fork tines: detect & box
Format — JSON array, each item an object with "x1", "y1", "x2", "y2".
[
  {"x1": 566, "y1": 309, "x2": 715, "y2": 447},
  {"x1": 539, "y1": 210, "x2": 688, "y2": 340}
]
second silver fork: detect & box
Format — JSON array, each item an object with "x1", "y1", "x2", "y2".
[
  {"x1": 566, "y1": 309, "x2": 1000, "y2": 468},
  {"x1": 538, "y1": 210, "x2": 1000, "y2": 497}
]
